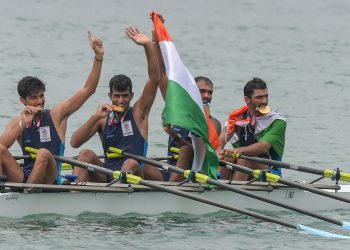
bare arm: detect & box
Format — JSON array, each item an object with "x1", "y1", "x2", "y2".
[
  {"x1": 152, "y1": 30, "x2": 167, "y2": 100},
  {"x1": 0, "y1": 118, "x2": 22, "y2": 148},
  {"x1": 70, "y1": 103, "x2": 112, "y2": 148},
  {"x1": 125, "y1": 27, "x2": 160, "y2": 120},
  {"x1": 0, "y1": 106, "x2": 42, "y2": 148},
  {"x1": 52, "y1": 31, "x2": 104, "y2": 121},
  {"x1": 211, "y1": 117, "x2": 221, "y2": 136},
  {"x1": 225, "y1": 141, "x2": 271, "y2": 156}
]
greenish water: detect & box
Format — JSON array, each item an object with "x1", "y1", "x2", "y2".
[
  {"x1": 1, "y1": 211, "x2": 350, "y2": 250},
  {"x1": 1, "y1": 0, "x2": 350, "y2": 249}
]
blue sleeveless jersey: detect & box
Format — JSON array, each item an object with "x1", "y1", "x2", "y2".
[
  {"x1": 21, "y1": 110, "x2": 65, "y2": 184},
  {"x1": 102, "y1": 107, "x2": 147, "y2": 171}
]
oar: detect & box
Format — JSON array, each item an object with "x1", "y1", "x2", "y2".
[
  {"x1": 109, "y1": 147, "x2": 350, "y2": 233},
  {"x1": 220, "y1": 160, "x2": 350, "y2": 228},
  {"x1": 220, "y1": 154, "x2": 350, "y2": 204},
  {"x1": 170, "y1": 146, "x2": 350, "y2": 204},
  {"x1": 15, "y1": 154, "x2": 112, "y2": 160},
  {"x1": 21, "y1": 149, "x2": 177, "y2": 171},
  {"x1": 24, "y1": 148, "x2": 350, "y2": 239},
  {"x1": 232, "y1": 153, "x2": 350, "y2": 183},
  {"x1": 61, "y1": 156, "x2": 177, "y2": 170}
]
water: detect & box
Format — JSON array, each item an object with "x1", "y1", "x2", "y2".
[{"x1": 1, "y1": 0, "x2": 350, "y2": 249}]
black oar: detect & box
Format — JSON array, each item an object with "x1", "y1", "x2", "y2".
[
  {"x1": 221, "y1": 154, "x2": 350, "y2": 204},
  {"x1": 21, "y1": 149, "x2": 175, "y2": 170},
  {"x1": 232, "y1": 153, "x2": 350, "y2": 183},
  {"x1": 23, "y1": 147, "x2": 350, "y2": 239},
  {"x1": 170, "y1": 146, "x2": 350, "y2": 204},
  {"x1": 220, "y1": 160, "x2": 350, "y2": 229},
  {"x1": 14, "y1": 154, "x2": 106, "y2": 160},
  {"x1": 108, "y1": 147, "x2": 350, "y2": 233}
]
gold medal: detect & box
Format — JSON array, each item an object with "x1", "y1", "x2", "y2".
[
  {"x1": 112, "y1": 106, "x2": 125, "y2": 113},
  {"x1": 257, "y1": 105, "x2": 270, "y2": 115}
]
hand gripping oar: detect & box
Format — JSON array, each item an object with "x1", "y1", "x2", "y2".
[
  {"x1": 24, "y1": 148, "x2": 349, "y2": 239},
  {"x1": 108, "y1": 147, "x2": 350, "y2": 236},
  {"x1": 232, "y1": 153, "x2": 350, "y2": 183},
  {"x1": 219, "y1": 159, "x2": 350, "y2": 231}
]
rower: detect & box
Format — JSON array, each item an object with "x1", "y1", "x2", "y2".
[
  {"x1": 0, "y1": 31, "x2": 104, "y2": 184},
  {"x1": 161, "y1": 77, "x2": 221, "y2": 182},
  {"x1": 217, "y1": 78, "x2": 287, "y2": 180},
  {"x1": 70, "y1": 26, "x2": 160, "y2": 183}
]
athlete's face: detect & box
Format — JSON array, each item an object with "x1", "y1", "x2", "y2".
[
  {"x1": 245, "y1": 88, "x2": 268, "y2": 109},
  {"x1": 197, "y1": 80, "x2": 213, "y2": 104},
  {"x1": 20, "y1": 90, "x2": 45, "y2": 108},
  {"x1": 108, "y1": 88, "x2": 134, "y2": 109}
]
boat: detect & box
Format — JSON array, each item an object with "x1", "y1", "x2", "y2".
[{"x1": 1, "y1": 180, "x2": 350, "y2": 218}]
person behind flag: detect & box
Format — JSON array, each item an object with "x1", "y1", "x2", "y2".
[
  {"x1": 217, "y1": 78, "x2": 287, "y2": 180},
  {"x1": 143, "y1": 75, "x2": 221, "y2": 181},
  {"x1": 0, "y1": 31, "x2": 104, "y2": 184},
  {"x1": 143, "y1": 12, "x2": 219, "y2": 181},
  {"x1": 70, "y1": 26, "x2": 160, "y2": 182}
]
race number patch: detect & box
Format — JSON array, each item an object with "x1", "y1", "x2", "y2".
[
  {"x1": 121, "y1": 120, "x2": 133, "y2": 136},
  {"x1": 39, "y1": 126, "x2": 51, "y2": 142}
]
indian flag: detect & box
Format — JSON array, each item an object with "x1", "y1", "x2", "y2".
[{"x1": 151, "y1": 11, "x2": 218, "y2": 179}]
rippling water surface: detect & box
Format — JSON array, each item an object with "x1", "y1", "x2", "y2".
[{"x1": 1, "y1": 0, "x2": 350, "y2": 249}]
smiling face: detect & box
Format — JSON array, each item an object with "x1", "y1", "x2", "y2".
[{"x1": 17, "y1": 76, "x2": 46, "y2": 108}]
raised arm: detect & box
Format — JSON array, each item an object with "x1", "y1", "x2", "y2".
[
  {"x1": 151, "y1": 15, "x2": 167, "y2": 100},
  {"x1": 152, "y1": 31, "x2": 167, "y2": 100},
  {"x1": 125, "y1": 27, "x2": 160, "y2": 120},
  {"x1": 53, "y1": 31, "x2": 104, "y2": 121}
]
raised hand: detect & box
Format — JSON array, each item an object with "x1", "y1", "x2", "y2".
[
  {"x1": 88, "y1": 31, "x2": 104, "y2": 60},
  {"x1": 125, "y1": 27, "x2": 151, "y2": 46}
]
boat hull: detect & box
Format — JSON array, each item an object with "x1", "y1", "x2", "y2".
[{"x1": 1, "y1": 182, "x2": 350, "y2": 218}]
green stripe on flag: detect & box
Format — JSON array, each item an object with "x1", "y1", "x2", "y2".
[{"x1": 163, "y1": 80, "x2": 218, "y2": 178}]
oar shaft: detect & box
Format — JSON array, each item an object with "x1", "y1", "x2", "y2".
[
  {"x1": 55, "y1": 151, "x2": 296, "y2": 229},
  {"x1": 14, "y1": 154, "x2": 107, "y2": 160},
  {"x1": 238, "y1": 155, "x2": 324, "y2": 175},
  {"x1": 53, "y1": 155, "x2": 111, "y2": 175},
  {"x1": 223, "y1": 160, "x2": 350, "y2": 205},
  {"x1": 116, "y1": 150, "x2": 343, "y2": 226},
  {"x1": 139, "y1": 179, "x2": 296, "y2": 229},
  {"x1": 54, "y1": 149, "x2": 350, "y2": 238}
]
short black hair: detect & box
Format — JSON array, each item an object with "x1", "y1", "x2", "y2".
[
  {"x1": 244, "y1": 78, "x2": 267, "y2": 98},
  {"x1": 17, "y1": 76, "x2": 46, "y2": 98},
  {"x1": 195, "y1": 76, "x2": 213, "y2": 87},
  {"x1": 109, "y1": 74, "x2": 132, "y2": 93}
]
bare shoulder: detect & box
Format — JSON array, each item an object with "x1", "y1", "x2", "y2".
[
  {"x1": 211, "y1": 116, "x2": 221, "y2": 127},
  {"x1": 7, "y1": 117, "x2": 21, "y2": 128}
]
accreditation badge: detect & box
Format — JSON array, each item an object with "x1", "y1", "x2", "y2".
[
  {"x1": 39, "y1": 126, "x2": 51, "y2": 142},
  {"x1": 121, "y1": 120, "x2": 133, "y2": 136}
]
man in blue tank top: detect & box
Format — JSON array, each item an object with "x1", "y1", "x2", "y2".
[
  {"x1": 0, "y1": 31, "x2": 104, "y2": 184},
  {"x1": 70, "y1": 26, "x2": 160, "y2": 182}
]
